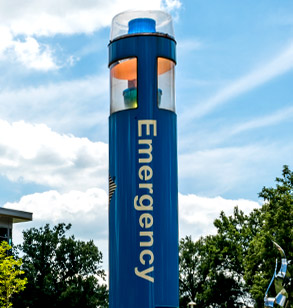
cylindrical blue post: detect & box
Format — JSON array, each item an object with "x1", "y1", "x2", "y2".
[{"x1": 108, "y1": 11, "x2": 178, "y2": 308}]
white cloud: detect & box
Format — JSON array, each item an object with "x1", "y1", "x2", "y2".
[
  {"x1": 0, "y1": 74, "x2": 108, "y2": 135},
  {"x1": 179, "y1": 145, "x2": 261, "y2": 178},
  {"x1": 11, "y1": 37, "x2": 57, "y2": 70},
  {"x1": 181, "y1": 105, "x2": 293, "y2": 149},
  {"x1": 0, "y1": 0, "x2": 176, "y2": 37},
  {"x1": 181, "y1": 42, "x2": 293, "y2": 121},
  {"x1": 4, "y1": 188, "x2": 108, "y2": 238},
  {"x1": 161, "y1": 0, "x2": 182, "y2": 11},
  {"x1": 179, "y1": 193, "x2": 260, "y2": 240},
  {"x1": 0, "y1": 26, "x2": 57, "y2": 71},
  {"x1": 0, "y1": 27, "x2": 13, "y2": 56},
  {"x1": 3, "y1": 188, "x2": 109, "y2": 268},
  {"x1": 0, "y1": 120, "x2": 108, "y2": 191},
  {"x1": 178, "y1": 144, "x2": 279, "y2": 196},
  {"x1": 0, "y1": 0, "x2": 182, "y2": 70},
  {"x1": 4, "y1": 189, "x2": 258, "y2": 270},
  {"x1": 230, "y1": 105, "x2": 293, "y2": 135}
]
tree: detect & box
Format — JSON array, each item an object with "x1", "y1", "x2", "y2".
[
  {"x1": 12, "y1": 223, "x2": 108, "y2": 308},
  {"x1": 179, "y1": 165, "x2": 293, "y2": 307},
  {"x1": 179, "y1": 207, "x2": 259, "y2": 307},
  {"x1": 0, "y1": 241, "x2": 27, "y2": 308},
  {"x1": 179, "y1": 236, "x2": 205, "y2": 307},
  {"x1": 244, "y1": 165, "x2": 293, "y2": 307}
]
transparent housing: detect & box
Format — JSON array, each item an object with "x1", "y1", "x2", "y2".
[
  {"x1": 158, "y1": 57, "x2": 175, "y2": 112},
  {"x1": 110, "y1": 58, "x2": 137, "y2": 114},
  {"x1": 110, "y1": 10, "x2": 174, "y2": 41},
  {"x1": 110, "y1": 57, "x2": 175, "y2": 114}
]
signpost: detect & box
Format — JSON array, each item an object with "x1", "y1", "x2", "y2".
[{"x1": 108, "y1": 10, "x2": 179, "y2": 308}]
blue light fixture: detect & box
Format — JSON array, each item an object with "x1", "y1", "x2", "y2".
[{"x1": 128, "y1": 18, "x2": 156, "y2": 34}]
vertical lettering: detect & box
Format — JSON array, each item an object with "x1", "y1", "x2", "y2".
[
  {"x1": 135, "y1": 267, "x2": 154, "y2": 283},
  {"x1": 138, "y1": 139, "x2": 153, "y2": 163},
  {"x1": 138, "y1": 120, "x2": 157, "y2": 137},
  {"x1": 139, "y1": 231, "x2": 154, "y2": 247}
]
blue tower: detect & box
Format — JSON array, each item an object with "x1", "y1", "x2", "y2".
[{"x1": 108, "y1": 11, "x2": 178, "y2": 308}]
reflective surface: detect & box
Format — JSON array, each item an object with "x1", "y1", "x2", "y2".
[
  {"x1": 264, "y1": 242, "x2": 289, "y2": 307},
  {"x1": 158, "y1": 58, "x2": 175, "y2": 111},
  {"x1": 110, "y1": 10, "x2": 174, "y2": 41},
  {"x1": 110, "y1": 58, "x2": 137, "y2": 114}
]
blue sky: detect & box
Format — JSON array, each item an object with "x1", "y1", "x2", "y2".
[{"x1": 0, "y1": 0, "x2": 292, "y2": 268}]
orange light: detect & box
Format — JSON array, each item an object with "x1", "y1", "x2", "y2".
[
  {"x1": 111, "y1": 58, "x2": 137, "y2": 80},
  {"x1": 111, "y1": 57, "x2": 174, "y2": 80},
  {"x1": 158, "y1": 57, "x2": 174, "y2": 75}
]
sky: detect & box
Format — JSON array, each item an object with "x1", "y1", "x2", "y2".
[{"x1": 0, "y1": 0, "x2": 293, "y2": 271}]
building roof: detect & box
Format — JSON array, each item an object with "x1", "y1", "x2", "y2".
[{"x1": 0, "y1": 207, "x2": 33, "y2": 223}]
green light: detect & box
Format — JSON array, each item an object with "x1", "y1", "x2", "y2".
[
  {"x1": 123, "y1": 88, "x2": 163, "y2": 109},
  {"x1": 123, "y1": 88, "x2": 138, "y2": 109}
]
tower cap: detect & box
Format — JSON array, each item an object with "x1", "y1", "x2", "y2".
[{"x1": 110, "y1": 10, "x2": 174, "y2": 41}]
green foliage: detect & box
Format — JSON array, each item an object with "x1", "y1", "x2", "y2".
[
  {"x1": 180, "y1": 208, "x2": 256, "y2": 307},
  {"x1": 179, "y1": 165, "x2": 293, "y2": 308},
  {"x1": 12, "y1": 223, "x2": 108, "y2": 308},
  {"x1": 0, "y1": 241, "x2": 27, "y2": 308},
  {"x1": 179, "y1": 236, "x2": 204, "y2": 307},
  {"x1": 244, "y1": 165, "x2": 293, "y2": 307}
]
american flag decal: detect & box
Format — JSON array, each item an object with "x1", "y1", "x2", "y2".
[{"x1": 109, "y1": 175, "x2": 117, "y2": 204}]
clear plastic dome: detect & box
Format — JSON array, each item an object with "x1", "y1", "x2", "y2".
[{"x1": 110, "y1": 10, "x2": 174, "y2": 41}]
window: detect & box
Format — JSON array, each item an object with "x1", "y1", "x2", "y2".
[
  {"x1": 0, "y1": 227, "x2": 8, "y2": 242},
  {"x1": 110, "y1": 58, "x2": 137, "y2": 114},
  {"x1": 157, "y1": 57, "x2": 175, "y2": 112}
]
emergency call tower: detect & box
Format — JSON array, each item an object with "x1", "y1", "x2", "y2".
[{"x1": 108, "y1": 11, "x2": 178, "y2": 308}]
